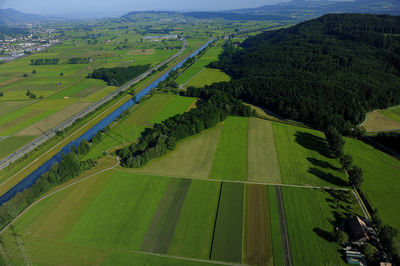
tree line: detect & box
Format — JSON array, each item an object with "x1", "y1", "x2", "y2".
[
  {"x1": 30, "y1": 58, "x2": 59, "y2": 65},
  {"x1": 117, "y1": 87, "x2": 253, "y2": 168},
  {"x1": 87, "y1": 64, "x2": 151, "y2": 86},
  {"x1": 68, "y1": 57, "x2": 91, "y2": 64},
  {"x1": 208, "y1": 14, "x2": 400, "y2": 135},
  {"x1": 324, "y1": 127, "x2": 399, "y2": 263}
]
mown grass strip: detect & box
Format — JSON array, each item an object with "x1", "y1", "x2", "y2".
[
  {"x1": 210, "y1": 117, "x2": 248, "y2": 181},
  {"x1": 210, "y1": 182, "x2": 244, "y2": 263},
  {"x1": 268, "y1": 186, "x2": 285, "y2": 266},
  {"x1": 141, "y1": 178, "x2": 192, "y2": 254},
  {"x1": 247, "y1": 118, "x2": 282, "y2": 183},
  {"x1": 168, "y1": 180, "x2": 221, "y2": 259}
]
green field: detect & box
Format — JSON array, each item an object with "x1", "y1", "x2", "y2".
[
  {"x1": 273, "y1": 123, "x2": 347, "y2": 187},
  {"x1": 0, "y1": 136, "x2": 37, "y2": 159},
  {"x1": 248, "y1": 118, "x2": 282, "y2": 183},
  {"x1": 210, "y1": 117, "x2": 248, "y2": 181},
  {"x1": 176, "y1": 42, "x2": 225, "y2": 85},
  {"x1": 84, "y1": 93, "x2": 195, "y2": 160},
  {"x1": 168, "y1": 180, "x2": 220, "y2": 259},
  {"x1": 184, "y1": 68, "x2": 231, "y2": 88},
  {"x1": 282, "y1": 187, "x2": 363, "y2": 266},
  {"x1": 344, "y1": 137, "x2": 400, "y2": 242},
  {"x1": 130, "y1": 123, "x2": 223, "y2": 179},
  {"x1": 210, "y1": 182, "x2": 244, "y2": 263},
  {"x1": 268, "y1": 186, "x2": 285, "y2": 266},
  {"x1": 380, "y1": 105, "x2": 400, "y2": 123}
]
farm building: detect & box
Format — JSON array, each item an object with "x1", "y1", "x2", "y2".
[
  {"x1": 345, "y1": 216, "x2": 370, "y2": 243},
  {"x1": 345, "y1": 250, "x2": 366, "y2": 265}
]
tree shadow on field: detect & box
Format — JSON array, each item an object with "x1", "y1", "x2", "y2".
[
  {"x1": 307, "y1": 157, "x2": 340, "y2": 171},
  {"x1": 313, "y1": 228, "x2": 334, "y2": 242},
  {"x1": 295, "y1": 131, "x2": 331, "y2": 158},
  {"x1": 308, "y1": 167, "x2": 347, "y2": 186}
]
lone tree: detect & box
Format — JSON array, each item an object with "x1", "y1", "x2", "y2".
[
  {"x1": 335, "y1": 230, "x2": 349, "y2": 246},
  {"x1": 340, "y1": 154, "x2": 353, "y2": 171},
  {"x1": 348, "y1": 165, "x2": 363, "y2": 188},
  {"x1": 324, "y1": 126, "x2": 345, "y2": 158}
]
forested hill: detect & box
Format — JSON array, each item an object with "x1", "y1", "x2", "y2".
[{"x1": 209, "y1": 14, "x2": 400, "y2": 134}]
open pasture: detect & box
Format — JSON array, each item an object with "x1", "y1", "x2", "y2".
[
  {"x1": 176, "y1": 41, "x2": 225, "y2": 85},
  {"x1": 344, "y1": 137, "x2": 400, "y2": 243},
  {"x1": 184, "y1": 68, "x2": 230, "y2": 88},
  {"x1": 282, "y1": 186, "x2": 363, "y2": 266},
  {"x1": 247, "y1": 118, "x2": 282, "y2": 183},
  {"x1": 379, "y1": 105, "x2": 400, "y2": 125},
  {"x1": 273, "y1": 123, "x2": 348, "y2": 187},
  {"x1": 363, "y1": 110, "x2": 400, "y2": 132},
  {"x1": 0, "y1": 136, "x2": 37, "y2": 159},
  {"x1": 210, "y1": 116, "x2": 248, "y2": 181}
]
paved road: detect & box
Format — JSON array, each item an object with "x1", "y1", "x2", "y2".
[
  {"x1": 275, "y1": 186, "x2": 293, "y2": 266},
  {"x1": 0, "y1": 39, "x2": 187, "y2": 171}
]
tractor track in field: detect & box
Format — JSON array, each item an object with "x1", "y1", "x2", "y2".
[{"x1": 275, "y1": 186, "x2": 293, "y2": 266}]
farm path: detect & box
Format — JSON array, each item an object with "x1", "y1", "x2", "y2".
[
  {"x1": 115, "y1": 168, "x2": 350, "y2": 191},
  {"x1": 275, "y1": 186, "x2": 293, "y2": 266},
  {"x1": 0, "y1": 154, "x2": 120, "y2": 235}
]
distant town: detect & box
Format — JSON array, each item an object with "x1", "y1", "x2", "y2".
[{"x1": 0, "y1": 24, "x2": 60, "y2": 62}]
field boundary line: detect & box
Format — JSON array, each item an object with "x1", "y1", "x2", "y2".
[
  {"x1": 119, "y1": 246, "x2": 245, "y2": 266},
  {"x1": 0, "y1": 155, "x2": 120, "y2": 235},
  {"x1": 180, "y1": 67, "x2": 205, "y2": 88},
  {"x1": 115, "y1": 168, "x2": 350, "y2": 191},
  {"x1": 209, "y1": 182, "x2": 223, "y2": 260}
]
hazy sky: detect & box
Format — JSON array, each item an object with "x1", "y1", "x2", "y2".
[{"x1": 0, "y1": 0, "x2": 287, "y2": 14}]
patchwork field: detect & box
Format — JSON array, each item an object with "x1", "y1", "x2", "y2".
[
  {"x1": 273, "y1": 123, "x2": 348, "y2": 187},
  {"x1": 363, "y1": 110, "x2": 400, "y2": 132}
]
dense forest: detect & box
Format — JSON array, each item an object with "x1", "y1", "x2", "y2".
[
  {"x1": 30, "y1": 58, "x2": 59, "y2": 65},
  {"x1": 209, "y1": 14, "x2": 400, "y2": 134},
  {"x1": 87, "y1": 64, "x2": 150, "y2": 86},
  {"x1": 117, "y1": 88, "x2": 253, "y2": 168}
]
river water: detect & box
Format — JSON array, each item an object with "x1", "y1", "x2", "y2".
[{"x1": 0, "y1": 39, "x2": 214, "y2": 205}]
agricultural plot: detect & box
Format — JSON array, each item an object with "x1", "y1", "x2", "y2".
[
  {"x1": 130, "y1": 123, "x2": 223, "y2": 179},
  {"x1": 282, "y1": 187, "x2": 363, "y2": 266},
  {"x1": 380, "y1": 105, "x2": 400, "y2": 124},
  {"x1": 184, "y1": 68, "x2": 230, "y2": 88},
  {"x1": 84, "y1": 94, "x2": 195, "y2": 160},
  {"x1": 243, "y1": 184, "x2": 273, "y2": 266},
  {"x1": 344, "y1": 137, "x2": 400, "y2": 242},
  {"x1": 247, "y1": 118, "x2": 282, "y2": 183},
  {"x1": 273, "y1": 123, "x2": 348, "y2": 187},
  {"x1": 210, "y1": 117, "x2": 248, "y2": 181},
  {"x1": 210, "y1": 182, "x2": 244, "y2": 263},
  {"x1": 176, "y1": 42, "x2": 225, "y2": 85},
  {"x1": 0, "y1": 100, "x2": 35, "y2": 117},
  {"x1": 0, "y1": 136, "x2": 37, "y2": 160},
  {"x1": 267, "y1": 186, "x2": 285, "y2": 266},
  {"x1": 168, "y1": 180, "x2": 220, "y2": 259},
  {"x1": 363, "y1": 110, "x2": 400, "y2": 132}
]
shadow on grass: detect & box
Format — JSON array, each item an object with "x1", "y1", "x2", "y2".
[
  {"x1": 308, "y1": 167, "x2": 347, "y2": 186},
  {"x1": 295, "y1": 131, "x2": 331, "y2": 158},
  {"x1": 313, "y1": 228, "x2": 334, "y2": 242},
  {"x1": 307, "y1": 157, "x2": 340, "y2": 171}
]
